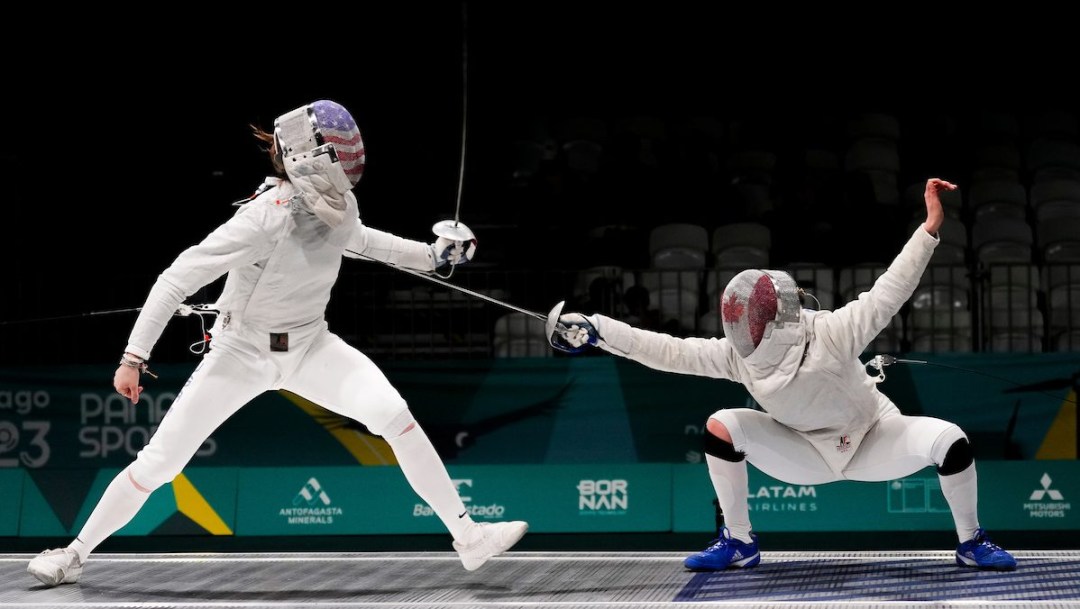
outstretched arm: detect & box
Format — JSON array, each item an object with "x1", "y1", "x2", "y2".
[
  {"x1": 817, "y1": 177, "x2": 953, "y2": 358},
  {"x1": 345, "y1": 219, "x2": 477, "y2": 272},
  {"x1": 345, "y1": 221, "x2": 436, "y2": 271},
  {"x1": 551, "y1": 311, "x2": 738, "y2": 381}
]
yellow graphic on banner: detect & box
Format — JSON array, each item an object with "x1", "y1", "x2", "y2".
[
  {"x1": 1036, "y1": 390, "x2": 1077, "y2": 460},
  {"x1": 279, "y1": 390, "x2": 397, "y2": 465},
  {"x1": 172, "y1": 474, "x2": 233, "y2": 535}
]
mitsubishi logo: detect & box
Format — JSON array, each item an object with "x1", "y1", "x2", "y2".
[{"x1": 1029, "y1": 473, "x2": 1064, "y2": 501}]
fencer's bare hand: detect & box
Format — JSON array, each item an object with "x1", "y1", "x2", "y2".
[
  {"x1": 923, "y1": 178, "x2": 955, "y2": 235},
  {"x1": 113, "y1": 365, "x2": 143, "y2": 404}
]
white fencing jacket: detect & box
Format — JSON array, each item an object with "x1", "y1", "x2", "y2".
[
  {"x1": 125, "y1": 177, "x2": 436, "y2": 360},
  {"x1": 591, "y1": 226, "x2": 940, "y2": 459}
]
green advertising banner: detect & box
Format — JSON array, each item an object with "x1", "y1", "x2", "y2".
[
  {"x1": 7, "y1": 461, "x2": 1079, "y2": 537},
  {"x1": 18, "y1": 468, "x2": 237, "y2": 537},
  {"x1": 673, "y1": 461, "x2": 1079, "y2": 533},
  {"x1": 236, "y1": 464, "x2": 671, "y2": 535},
  {"x1": 237, "y1": 467, "x2": 434, "y2": 536},
  {"x1": 673, "y1": 464, "x2": 886, "y2": 533},
  {"x1": 1, "y1": 353, "x2": 1075, "y2": 473},
  {"x1": 0, "y1": 469, "x2": 23, "y2": 536},
  {"x1": 976, "y1": 461, "x2": 1078, "y2": 529},
  {"x1": 2, "y1": 353, "x2": 1077, "y2": 539},
  {"x1": 500, "y1": 464, "x2": 671, "y2": 533}
]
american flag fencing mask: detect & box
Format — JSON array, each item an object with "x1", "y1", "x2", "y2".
[{"x1": 275, "y1": 100, "x2": 366, "y2": 187}]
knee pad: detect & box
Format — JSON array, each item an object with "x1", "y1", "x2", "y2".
[
  {"x1": 937, "y1": 437, "x2": 974, "y2": 476},
  {"x1": 932, "y1": 421, "x2": 971, "y2": 475},
  {"x1": 929, "y1": 422, "x2": 966, "y2": 462},
  {"x1": 703, "y1": 432, "x2": 745, "y2": 462}
]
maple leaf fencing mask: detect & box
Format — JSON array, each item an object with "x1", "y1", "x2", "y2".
[{"x1": 720, "y1": 269, "x2": 803, "y2": 359}]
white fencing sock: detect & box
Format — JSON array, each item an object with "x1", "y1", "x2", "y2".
[
  {"x1": 939, "y1": 462, "x2": 980, "y2": 543},
  {"x1": 385, "y1": 423, "x2": 474, "y2": 543},
  {"x1": 68, "y1": 467, "x2": 152, "y2": 563},
  {"x1": 706, "y1": 454, "x2": 753, "y2": 543}
]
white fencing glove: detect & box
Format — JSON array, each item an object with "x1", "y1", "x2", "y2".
[
  {"x1": 432, "y1": 236, "x2": 477, "y2": 267},
  {"x1": 284, "y1": 152, "x2": 353, "y2": 228},
  {"x1": 545, "y1": 301, "x2": 600, "y2": 353}
]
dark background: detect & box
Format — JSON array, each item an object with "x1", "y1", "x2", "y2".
[{"x1": 1, "y1": 5, "x2": 1076, "y2": 362}]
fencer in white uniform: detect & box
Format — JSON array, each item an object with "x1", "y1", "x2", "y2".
[
  {"x1": 28, "y1": 100, "x2": 527, "y2": 587},
  {"x1": 550, "y1": 178, "x2": 1015, "y2": 571}
]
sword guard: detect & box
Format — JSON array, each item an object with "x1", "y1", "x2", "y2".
[{"x1": 432, "y1": 219, "x2": 475, "y2": 242}]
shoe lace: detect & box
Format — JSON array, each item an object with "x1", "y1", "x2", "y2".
[
  {"x1": 978, "y1": 535, "x2": 1002, "y2": 552},
  {"x1": 704, "y1": 536, "x2": 730, "y2": 551}
]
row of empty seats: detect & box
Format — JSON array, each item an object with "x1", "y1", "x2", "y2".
[
  {"x1": 499, "y1": 108, "x2": 1080, "y2": 274},
  {"x1": 387, "y1": 110, "x2": 1080, "y2": 358}
]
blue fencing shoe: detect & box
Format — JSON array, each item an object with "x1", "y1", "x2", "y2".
[
  {"x1": 955, "y1": 528, "x2": 1017, "y2": 570},
  {"x1": 683, "y1": 527, "x2": 760, "y2": 571}
]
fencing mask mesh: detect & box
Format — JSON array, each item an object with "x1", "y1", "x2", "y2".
[
  {"x1": 275, "y1": 100, "x2": 366, "y2": 187},
  {"x1": 309, "y1": 100, "x2": 365, "y2": 186},
  {"x1": 720, "y1": 269, "x2": 802, "y2": 358}
]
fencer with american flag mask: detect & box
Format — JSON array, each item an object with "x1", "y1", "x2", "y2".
[
  {"x1": 549, "y1": 178, "x2": 1016, "y2": 572},
  {"x1": 27, "y1": 100, "x2": 524, "y2": 588}
]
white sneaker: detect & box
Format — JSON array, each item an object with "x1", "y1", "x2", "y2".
[
  {"x1": 453, "y1": 521, "x2": 528, "y2": 571},
  {"x1": 27, "y1": 547, "x2": 83, "y2": 587}
]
